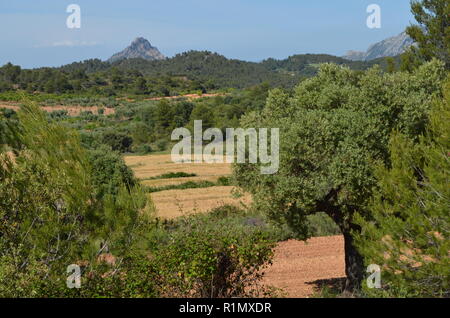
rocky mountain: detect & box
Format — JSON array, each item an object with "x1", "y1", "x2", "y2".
[
  {"x1": 108, "y1": 37, "x2": 165, "y2": 63},
  {"x1": 344, "y1": 31, "x2": 414, "y2": 61}
]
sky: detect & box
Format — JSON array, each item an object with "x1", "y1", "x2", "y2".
[{"x1": 0, "y1": 0, "x2": 416, "y2": 68}]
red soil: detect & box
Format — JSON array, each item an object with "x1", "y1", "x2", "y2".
[{"x1": 263, "y1": 236, "x2": 346, "y2": 298}]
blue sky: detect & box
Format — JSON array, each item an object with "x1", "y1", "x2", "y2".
[{"x1": 0, "y1": 0, "x2": 416, "y2": 68}]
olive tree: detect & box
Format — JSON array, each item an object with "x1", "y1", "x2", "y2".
[{"x1": 233, "y1": 60, "x2": 445, "y2": 291}]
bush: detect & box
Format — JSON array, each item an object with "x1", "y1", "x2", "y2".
[
  {"x1": 151, "y1": 207, "x2": 277, "y2": 297},
  {"x1": 156, "y1": 139, "x2": 168, "y2": 151},
  {"x1": 217, "y1": 176, "x2": 232, "y2": 186},
  {"x1": 102, "y1": 131, "x2": 133, "y2": 153},
  {"x1": 134, "y1": 143, "x2": 153, "y2": 154},
  {"x1": 145, "y1": 172, "x2": 197, "y2": 180},
  {"x1": 87, "y1": 145, "x2": 137, "y2": 198}
]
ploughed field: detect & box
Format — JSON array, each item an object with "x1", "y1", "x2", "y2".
[{"x1": 263, "y1": 236, "x2": 346, "y2": 297}]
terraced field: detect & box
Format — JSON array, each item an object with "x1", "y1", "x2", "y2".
[{"x1": 124, "y1": 154, "x2": 250, "y2": 218}]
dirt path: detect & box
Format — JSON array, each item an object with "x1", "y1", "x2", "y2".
[{"x1": 263, "y1": 236, "x2": 346, "y2": 298}]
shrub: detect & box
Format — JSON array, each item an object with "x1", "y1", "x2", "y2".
[
  {"x1": 134, "y1": 143, "x2": 153, "y2": 155},
  {"x1": 87, "y1": 145, "x2": 137, "y2": 198},
  {"x1": 156, "y1": 139, "x2": 168, "y2": 151},
  {"x1": 146, "y1": 172, "x2": 197, "y2": 180},
  {"x1": 151, "y1": 208, "x2": 276, "y2": 297},
  {"x1": 101, "y1": 131, "x2": 133, "y2": 153}
]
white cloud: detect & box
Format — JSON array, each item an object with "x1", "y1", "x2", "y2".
[{"x1": 34, "y1": 40, "x2": 100, "y2": 48}]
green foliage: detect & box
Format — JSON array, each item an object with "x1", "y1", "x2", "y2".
[
  {"x1": 406, "y1": 0, "x2": 450, "y2": 69},
  {"x1": 101, "y1": 130, "x2": 133, "y2": 153},
  {"x1": 0, "y1": 50, "x2": 400, "y2": 98},
  {"x1": 146, "y1": 180, "x2": 217, "y2": 193},
  {"x1": 150, "y1": 205, "x2": 277, "y2": 297},
  {"x1": 0, "y1": 101, "x2": 154, "y2": 297},
  {"x1": 306, "y1": 213, "x2": 341, "y2": 237},
  {"x1": 354, "y1": 78, "x2": 450, "y2": 297},
  {"x1": 133, "y1": 143, "x2": 153, "y2": 154},
  {"x1": 145, "y1": 176, "x2": 232, "y2": 193},
  {"x1": 144, "y1": 171, "x2": 197, "y2": 180},
  {"x1": 233, "y1": 61, "x2": 446, "y2": 289},
  {"x1": 87, "y1": 145, "x2": 137, "y2": 198},
  {"x1": 261, "y1": 53, "x2": 395, "y2": 76},
  {"x1": 386, "y1": 57, "x2": 397, "y2": 73}
]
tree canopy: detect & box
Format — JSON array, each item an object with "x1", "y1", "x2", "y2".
[{"x1": 233, "y1": 60, "x2": 446, "y2": 290}]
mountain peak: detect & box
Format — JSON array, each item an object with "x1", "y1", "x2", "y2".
[
  {"x1": 343, "y1": 31, "x2": 414, "y2": 61},
  {"x1": 108, "y1": 37, "x2": 165, "y2": 63},
  {"x1": 131, "y1": 37, "x2": 148, "y2": 45}
]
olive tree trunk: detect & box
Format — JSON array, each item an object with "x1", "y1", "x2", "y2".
[{"x1": 342, "y1": 230, "x2": 364, "y2": 292}]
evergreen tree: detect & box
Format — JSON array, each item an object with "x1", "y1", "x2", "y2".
[
  {"x1": 406, "y1": 0, "x2": 450, "y2": 69},
  {"x1": 355, "y1": 77, "x2": 450, "y2": 297}
]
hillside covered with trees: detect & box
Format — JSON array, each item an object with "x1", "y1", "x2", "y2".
[{"x1": 0, "y1": 50, "x2": 402, "y2": 97}]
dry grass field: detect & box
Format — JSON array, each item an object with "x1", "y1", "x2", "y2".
[
  {"x1": 124, "y1": 154, "x2": 231, "y2": 179},
  {"x1": 150, "y1": 186, "x2": 251, "y2": 219},
  {"x1": 124, "y1": 154, "x2": 248, "y2": 219}
]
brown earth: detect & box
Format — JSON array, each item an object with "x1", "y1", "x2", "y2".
[
  {"x1": 263, "y1": 236, "x2": 346, "y2": 298},
  {"x1": 0, "y1": 102, "x2": 115, "y2": 116}
]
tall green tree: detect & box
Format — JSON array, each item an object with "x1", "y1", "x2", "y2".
[
  {"x1": 233, "y1": 61, "x2": 445, "y2": 291},
  {"x1": 0, "y1": 101, "x2": 152, "y2": 296},
  {"x1": 406, "y1": 0, "x2": 450, "y2": 69},
  {"x1": 355, "y1": 77, "x2": 450, "y2": 297}
]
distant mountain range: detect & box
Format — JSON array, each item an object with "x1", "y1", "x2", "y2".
[
  {"x1": 343, "y1": 31, "x2": 414, "y2": 61},
  {"x1": 108, "y1": 37, "x2": 165, "y2": 63},
  {"x1": 58, "y1": 33, "x2": 406, "y2": 89},
  {"x1": 107, "y1": 32, "x2": 411, "y2": 67}
]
